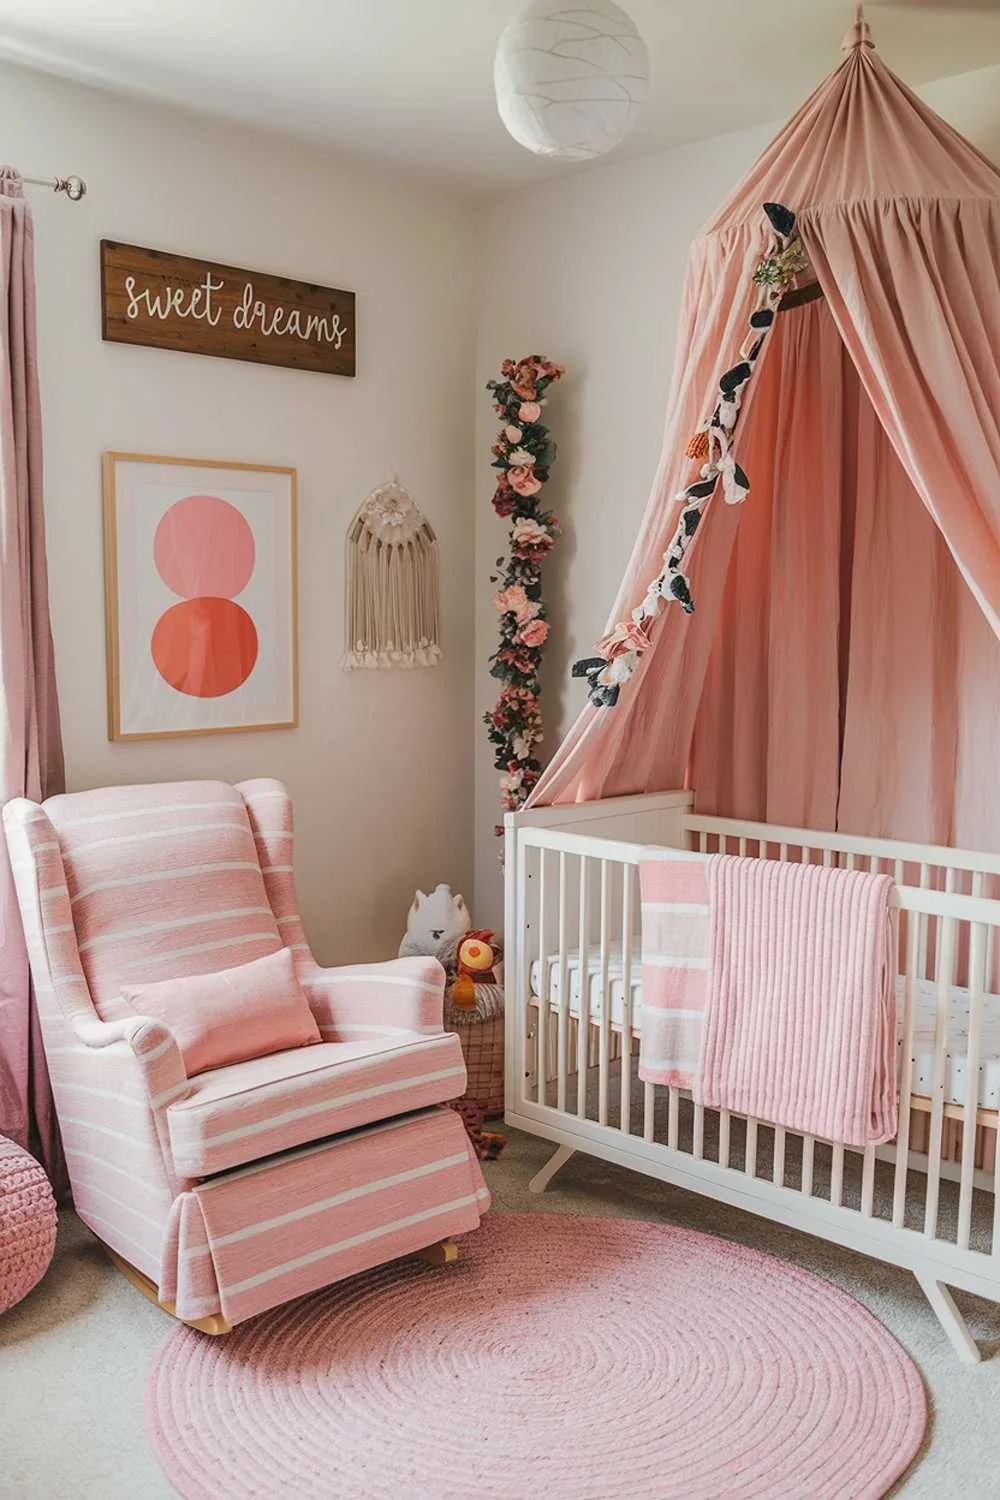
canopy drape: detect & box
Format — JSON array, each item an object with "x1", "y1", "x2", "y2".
[
  {"x1": 689, "y1": 294, "x2": 1000, "y2": 850},
  {"x1": 529, "y1": 20, "x2": 1000, "y2": 841}
]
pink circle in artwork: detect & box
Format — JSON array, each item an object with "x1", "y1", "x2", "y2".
[{"x1": 154, "y1": 494, "x2": 255, "y2": 600}]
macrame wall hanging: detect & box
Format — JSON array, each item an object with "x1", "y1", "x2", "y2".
[{"x1": 343, "y1": 478, "x2": 441, "y2": 670}]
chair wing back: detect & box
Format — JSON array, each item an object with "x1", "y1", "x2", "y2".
[
  {"x1": 4, "y1": 797, "x2": 94, "y2": 1033},
  {"x1": 4, "y1": 797, "x2": 184, "y2": 1259},
  {"x1": 41, "y1": 780, "x2": 282, "y2": 1016},
  {"x1": 236, "y1": 779, "x2": 313, "y2": 968}
]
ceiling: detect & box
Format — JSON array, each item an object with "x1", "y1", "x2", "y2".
[{"x1": 1, "y1": 0, "x2": 999, "y2": 195}]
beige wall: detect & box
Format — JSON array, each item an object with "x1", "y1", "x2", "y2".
[
  {"x1": 0, "y1": 61, "x2": 477, "y2": 965},
  {"x1": 473, "y1": 60, "x2": 1000, "y2": 928}
]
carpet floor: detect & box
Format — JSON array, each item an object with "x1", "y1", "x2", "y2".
[{"x1": 2, "y1": 1126, "x2": 1000, "y2": 1498}]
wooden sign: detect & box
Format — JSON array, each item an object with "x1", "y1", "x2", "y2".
[{"x1": 100, "y1": 241, "x2": 356, "y2": 377}]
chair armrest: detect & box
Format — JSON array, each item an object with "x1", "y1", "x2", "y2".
[
  {"x1": 299, "y1": 957, "x2": 447, "y2": 1038},
  {"x1": 69, "y1": 1011, "x2": 189, "y2": 1110}
]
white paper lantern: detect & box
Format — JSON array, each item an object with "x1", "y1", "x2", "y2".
[{"x1": 494, "y1": 0, "x2": 649, "y2": 161}]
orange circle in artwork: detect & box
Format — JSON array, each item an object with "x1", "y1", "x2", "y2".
[{"x1": 151, "y1": 597, "x2": 259, "y2": 698}]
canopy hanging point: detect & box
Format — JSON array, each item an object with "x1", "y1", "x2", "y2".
[{"x1": 531, "y1": 12, "x2": 1000, "y2": 825}]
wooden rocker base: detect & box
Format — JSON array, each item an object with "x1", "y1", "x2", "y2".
[
  {"x1": 416, "y1": 1237, "x2": 460, "y2": 1268},
  {"x1": 101, "y1": 1236, "x2": 459, "y2": 1332},
  {"x1": 101, "y1": 1243, "x2": 232, "y2": 1336}
]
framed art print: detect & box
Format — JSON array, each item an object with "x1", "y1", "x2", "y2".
[{"x1": 103, "y1": 452, "x2": 298, "y2": 740}]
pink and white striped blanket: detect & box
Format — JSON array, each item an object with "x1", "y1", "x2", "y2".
[{"x1": 638, "y1": 850, "x2": 898, "y2": 1148}]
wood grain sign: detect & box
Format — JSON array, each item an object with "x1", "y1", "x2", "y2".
[{"x1": 100, "y1": 241, "x2": 356, "y2": 376}]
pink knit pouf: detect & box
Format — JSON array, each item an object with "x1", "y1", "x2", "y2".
[{"x1": 0, "y1": 1136, "x2": 56, "y2": 1314}]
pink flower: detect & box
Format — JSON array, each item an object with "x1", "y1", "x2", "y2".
[
  {"x1": 597, "y1": 620, "x2": 651, "y2": 661},
  {"x1": 508, "y1": 466, "x2": 543, "y2": 498},
  {"x1": 511, "y1": 517, "x2": 553, "y2": 550},
  {"x1": 518, "y1": 401, "x2": 542, "y2": 423},
  {"x1": 494, "y1": 585, "x2": 540, "y2": 624},
  {"x1": 517, "y1": 618, "x2": 549, "y2": 648}
]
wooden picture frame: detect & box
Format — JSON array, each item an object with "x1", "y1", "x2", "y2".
[{"x1": 103, "y1": 452, "x2": 298, "y2": 741}]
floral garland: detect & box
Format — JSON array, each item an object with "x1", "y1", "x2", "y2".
[
  {"x1": 484, "y1": 355, "x2": 565, "y2": 834},
  {"x1": 573, "y1": 202, "x2": 808, "y2": 708}
]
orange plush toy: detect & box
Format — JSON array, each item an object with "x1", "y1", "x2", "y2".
[{"x1": 451, "y1": 930, "x2": 500, "y2": 1009}]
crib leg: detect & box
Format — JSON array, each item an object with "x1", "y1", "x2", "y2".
[
  {"x1": 915, "y1": 1272, "x2": 982, "y2": 1364},
  {"x1": 529, "y1": 1143, "x2": 575, "y2": 1194}
]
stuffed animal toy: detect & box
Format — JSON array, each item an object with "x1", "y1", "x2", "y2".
[
  {"x1": 398, "y1": 883, "x2": 470, "y2": 967},
  {"x1": 451, "y1": 931, "x2": 501, "y2": 1009}
]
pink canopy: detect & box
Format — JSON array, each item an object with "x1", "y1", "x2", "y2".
[{"x1": 530, "y1": 13, "x2": 1000, "y2": 850}]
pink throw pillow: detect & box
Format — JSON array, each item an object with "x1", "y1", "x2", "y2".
[{"x1": 121, "y1": 948, "x2": 322, "y2": 1076}]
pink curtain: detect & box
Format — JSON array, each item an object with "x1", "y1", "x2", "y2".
[{"x1": 0, "y1": 169, "x2": 66, "y2": 1189}]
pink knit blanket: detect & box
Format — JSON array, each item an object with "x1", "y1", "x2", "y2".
[{"x1": 638, "y1": 852, "x2": 898, "y2": 1148}]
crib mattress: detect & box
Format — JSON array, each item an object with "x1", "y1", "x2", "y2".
[{"x1": 529, "y1": 947, "x2": 1000, "y2": 1112}]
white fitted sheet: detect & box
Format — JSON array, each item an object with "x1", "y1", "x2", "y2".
[{"x1": 529, "y1": 946, "x2": 1000, "y2": 1112}]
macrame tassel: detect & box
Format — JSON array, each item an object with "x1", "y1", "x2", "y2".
[{"x1": 343, "y1": 480, "x2": 441, "y2": 670}]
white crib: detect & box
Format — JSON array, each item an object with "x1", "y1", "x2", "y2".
[{"x1": 504, "y1": 790, "x2": 1000, "y2": 1362}]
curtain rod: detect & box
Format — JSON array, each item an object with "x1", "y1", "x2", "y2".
[{"x1": 19, "y1": 173, "x2": 86, "y2": 201}]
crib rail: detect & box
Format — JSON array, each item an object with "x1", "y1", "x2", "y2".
[{"x1": 505, "y1": 804, "x2": 1000, "y2": 1308}]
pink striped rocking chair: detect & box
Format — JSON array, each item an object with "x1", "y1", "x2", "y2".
[{"x1": 3, "y1": 778, "x2": 489, "y2": 1332}]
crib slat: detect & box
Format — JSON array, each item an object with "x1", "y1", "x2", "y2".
[
  {"x1": 556, "y1": 851, "x2": 570, "y2": 1114},
  {"x1": 620, "y1": 865, "x2": 634, "y2": 1137},
  {"x1": 576, "y1": 857, "x2": 591, "y2": 1119},
  {"x1": 831, "y1": 1144, "x2": 845, "y2": 1208},
  {"x1": 693, "y1": 1103, "x2": 704, "y2": 1161},
  {"x1": 738, "y1": 837, "x2": 747, "y2": 857},
  {"x1": 958, "y1": 919, "x2": 988, "y2": 1250},
  {"x1": 918, "y1": 864, "x2": 931, "y2": 978},
  {"x1": 924, "y1": 912, "x2": 957, "y2": 1239},
  {"x1": 861, "y1": 1145, "x2": 876, "y2": 1218},
  {"x1": 667, "y1": 1087, "x2": 679, "y2": 1150},
  {"x1": 745, "y1": 1118, "x2": 758, "y2": 1178},
  {"x1": 802, "y1": 1136, "x2": 815, "y2": 1197},
  {"x1": 719, "y1": 1109, "x2": 731, "y2": 1169},
  {"x1": 699, "y1": 831, "x2": 708, "y2": 854},
  {"x1": 597, "y1": 860, "x2": 611, "y2": 1128},
  {"x1": 773, "y1": 1126, "x2": 785, "y2": 1187},
  {"x1": 516, "y1": 837, "x2": 532, "y2": 1110},
  {"x1": 535, "y1": 850, "x2": 548, "y2": 1106},
  {"x1": 644, "y1": 1081, "x2": 655, "y2": 1143},
  {"x1": 893, "y1": 912, "x2": 922, "y2": 1227}
]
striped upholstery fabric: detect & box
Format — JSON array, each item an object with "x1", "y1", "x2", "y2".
[
  {"x1": 3, "y1": 778, "x2": 490, "y2": 1324},
  {"x1": 167, "y1": 1032, "x2": 467, "y2": 1176},
  {"x1": 161, "y1": 1108, "x2": 490, "y2": 1325},
  {"x1": 4, "y1": 799, "x2": 190, "y2": 1278},
  {"x1": 43, "y1": 781, "x2": 282, "y2": 1015}
]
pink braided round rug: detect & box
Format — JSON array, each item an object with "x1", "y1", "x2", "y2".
[{"x1": 146, "y1": 1213, "x2": 925, "y2": 1500}]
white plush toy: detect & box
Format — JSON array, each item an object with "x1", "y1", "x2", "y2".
[{"x1": 399, "y1": 883, "x2": 471, "y2": 966}]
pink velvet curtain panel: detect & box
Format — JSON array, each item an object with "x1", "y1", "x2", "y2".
[
  {"x1": 0, "y1": 170, "x2": 66, "y2": 1188},
  {"x1": 530, "y1": 24, "x2": 1000, "y2": 849}
]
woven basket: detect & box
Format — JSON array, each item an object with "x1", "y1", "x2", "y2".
[{"x1": 445, "y1": 982, "x2": 504, "y2": 1118}]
